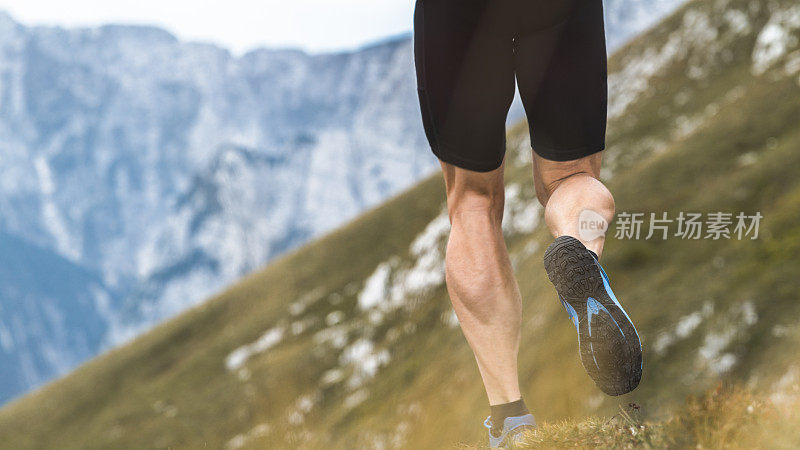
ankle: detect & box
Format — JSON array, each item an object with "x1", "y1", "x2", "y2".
[{"x1": 489, "y1": 398, "x2": 529, "y2": 435}]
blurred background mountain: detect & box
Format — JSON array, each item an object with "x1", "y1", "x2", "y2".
[
  {"x1": 1, "y1": 0, "x2": 799, "y2": 447},
  {"x1": 0, "y1": 0, "x2": 686, "y2": 405}
]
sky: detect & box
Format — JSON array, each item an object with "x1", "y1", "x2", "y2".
[{"x1": 0, "y1": 0, "x2": 415, "y2": 54}]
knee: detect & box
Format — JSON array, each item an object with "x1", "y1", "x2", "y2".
[
  {"x1": 533, "y1": 153, "x2": 604, "y2": 207},
  {"x1": 446, "y1": 188, "x2": 505, "y2": 226},
  {"x1": 535, "y1": 170, "x2": 590, "y2": 207},
  {"x1": 533, "y1": 175, "x2": 557, "y2": 207},
  {"x1": 541, "y1": 173, "x2": 616, "y2": 229}
]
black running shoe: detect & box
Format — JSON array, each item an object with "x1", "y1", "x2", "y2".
[{"x1": 543, "y1": 236, "x2": 643, "y2": 396}]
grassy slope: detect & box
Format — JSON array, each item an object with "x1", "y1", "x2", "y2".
[
  {"x1": 512, "y1": 384, "x2": 800, "y2": 449},
  {"x1": 2, "y1": 0, "x2": 800, "y2": 448}
]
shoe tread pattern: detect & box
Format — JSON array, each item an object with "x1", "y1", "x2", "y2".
[{"x1": 544, "y1": 236, "x2": 642, "y2": 396}]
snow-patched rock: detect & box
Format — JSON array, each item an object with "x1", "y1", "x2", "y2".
[
  {"x1": 697, "y1": 301, "x2": 758, "y2": 375},
  {"x1": 357, "y1": 210, "x2": 450, "y2": 321},
  {"x1": 358, "y1": 262, "x2": 394, "y2": 311},
  {"x1": 752, "y1": 5, "x2": 800, "y2": 75},
  {"x1": 225, "y1": 325, "x2": 286, "y2": 371},
  {"x1": 341, "y1": 338, "x2": 391, "y2": 390},
  {"x1": 653, "y1": 302, "x2": 715, "y2": 356},
  {"x1": 609, "y1": 8, "x2": 723, "y2": 119},
  {"x1": 503, "y1": 184, "x2": 542, "y2": 236}
]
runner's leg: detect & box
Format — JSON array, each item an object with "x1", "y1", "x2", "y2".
[{"x1": 440, "y1": 158, "x2": 523, "y2": 405}]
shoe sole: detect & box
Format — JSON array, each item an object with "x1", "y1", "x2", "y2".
[
  {"x1": 502, "y1": 424, "x2": 536, "y2": 448},
  {"x1": 543, "y1": 236, "x2": 642, "y2": 396}
]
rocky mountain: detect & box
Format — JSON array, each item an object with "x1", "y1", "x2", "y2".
[
  {"x1": 0, "y1": 233, "x2": 111, "y2": 400},
  {"x1": 0, "y1": 0, "x2": 685, "y2": 405}
]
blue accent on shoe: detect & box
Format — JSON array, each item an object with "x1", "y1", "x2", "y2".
[
  {"x1": 485, "y1": 414, "x2": 536, "y2": 448},
  {"x1": 560, "y1": 297, "x2": 579, "y2": 332},
  {"x1": 586, "y1": 297, "x2": 598, "y2": 336},
  {"x1": 591, "y1": 254, "x2": 643, "y2": 371},
  {"x1": 590, "y1": 341, "x2": 601, "y2": 370},
  {"x1": 595, "y1": 258, "x2": 641, "y2": 343},
  {"x1": 586, "y1": 296, "x2": 625, "y2": 371},
  {"x1": 544, "y1": 236, "x2": 643, "y2": 396},
  {"x1": 587, "y1": 297, "x2": 625, "y2": 339}
]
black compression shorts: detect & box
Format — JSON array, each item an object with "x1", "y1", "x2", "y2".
[{"x1": 414, "y1": 0, "x2": 608, "y2": 172}]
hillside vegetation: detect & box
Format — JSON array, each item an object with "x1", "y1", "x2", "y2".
[
  {"x1": 1, "y1": 0, "x2": 800, "y2": 448},
  {"x1": 464, "y1": 385, "x2": 800, "y2": 449}
]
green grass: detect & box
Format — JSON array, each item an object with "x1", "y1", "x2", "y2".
[{"x1": 1, "y1": 0, "x2": 800, "y2": 448}]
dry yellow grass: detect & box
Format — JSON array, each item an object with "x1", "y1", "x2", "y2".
[{"x1": 456, "y1": 385, "x2": 800, "y2": 449}]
